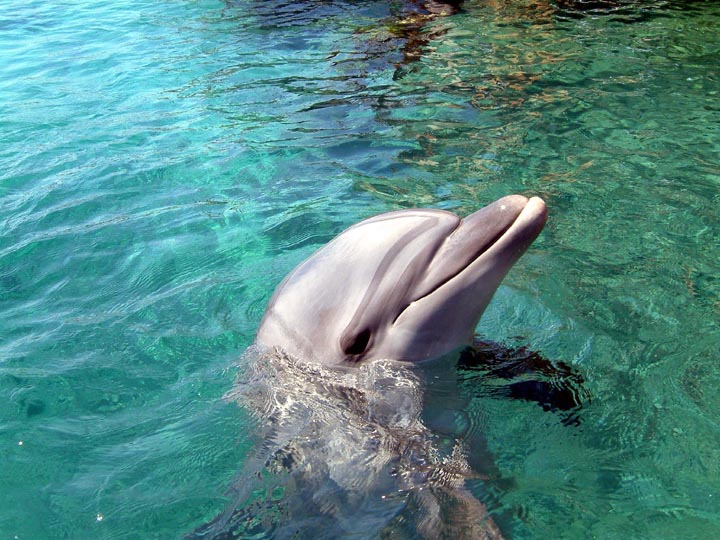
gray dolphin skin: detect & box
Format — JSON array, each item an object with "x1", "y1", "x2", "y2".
[{"x1": 257, "y1": 194, "x2": 547, "y2": 365}]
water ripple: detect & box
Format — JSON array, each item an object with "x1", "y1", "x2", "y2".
[{"x1": 1, "y1": 0, "x2": 719, "y2": 539}]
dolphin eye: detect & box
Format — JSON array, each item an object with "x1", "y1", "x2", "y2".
[{"x1": 341, "y1": 328, "x2": 371, "y2": 357}]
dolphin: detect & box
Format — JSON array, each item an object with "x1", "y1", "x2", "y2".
[
  {"x1": 256, "y1": 194, "x2": 547, "y2": 365},
  {"x1": 192, "y1": 195, "x2": 547, "y2": 539}
]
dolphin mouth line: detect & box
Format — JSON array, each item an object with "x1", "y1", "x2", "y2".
[
  {"x1": 393, "y1": 197, "x2": 546, "y2": 325},
  {"x1": 400, "y1": 227, "x2": 507, "y2": 312}
]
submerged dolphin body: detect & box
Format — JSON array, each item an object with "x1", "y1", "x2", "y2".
[{"x1": 257, "y1": 195, "x2": 547, "y2": 365}]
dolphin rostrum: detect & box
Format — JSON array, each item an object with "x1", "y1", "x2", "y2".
[{"x1": 257, "y1": 195, "x2": 547, "y2": 365}]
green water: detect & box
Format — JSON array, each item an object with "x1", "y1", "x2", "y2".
[{"x1": 1, "y1": 0, "x2": 718, "y2": 538}]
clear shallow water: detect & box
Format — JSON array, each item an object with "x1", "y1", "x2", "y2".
[{"x1": 1, "y1": 0, "x2": 718, "y2": 538}]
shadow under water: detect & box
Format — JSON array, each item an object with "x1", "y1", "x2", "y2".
[{"x1": 459, "y1": 338, "x2": 589, "y2": 426}]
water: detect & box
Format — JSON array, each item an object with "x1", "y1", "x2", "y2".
[{"x1": 1, "y1": 0, "x2": 718, "y2": 538}]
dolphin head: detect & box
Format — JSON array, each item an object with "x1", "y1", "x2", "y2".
[{"x1": 256, "y1": 195, "x2": 547, "y2": 366}]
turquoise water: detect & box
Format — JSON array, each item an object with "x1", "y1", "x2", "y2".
[{"x1": 1, "y1": 0, "x2": 718, "y2": 538}]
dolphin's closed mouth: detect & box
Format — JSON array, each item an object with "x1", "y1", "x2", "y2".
[{"x1": 394, "y1": 196, "x2": 547, "y2": 323}]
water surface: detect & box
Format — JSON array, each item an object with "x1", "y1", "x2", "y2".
[{"x1": 1, "y1": 0, "x2": 718, "y2": 538}]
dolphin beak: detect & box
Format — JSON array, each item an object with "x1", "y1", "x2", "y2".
[
  {"x1": 495, "y1": 195, "x2": 548, "y2": 256},
  {"x1": 412, "y1": 195, "x2": 547, "y2": 301},
  {"x1": 387, "y1": 194, "x2": 548, "y2": 361}
]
